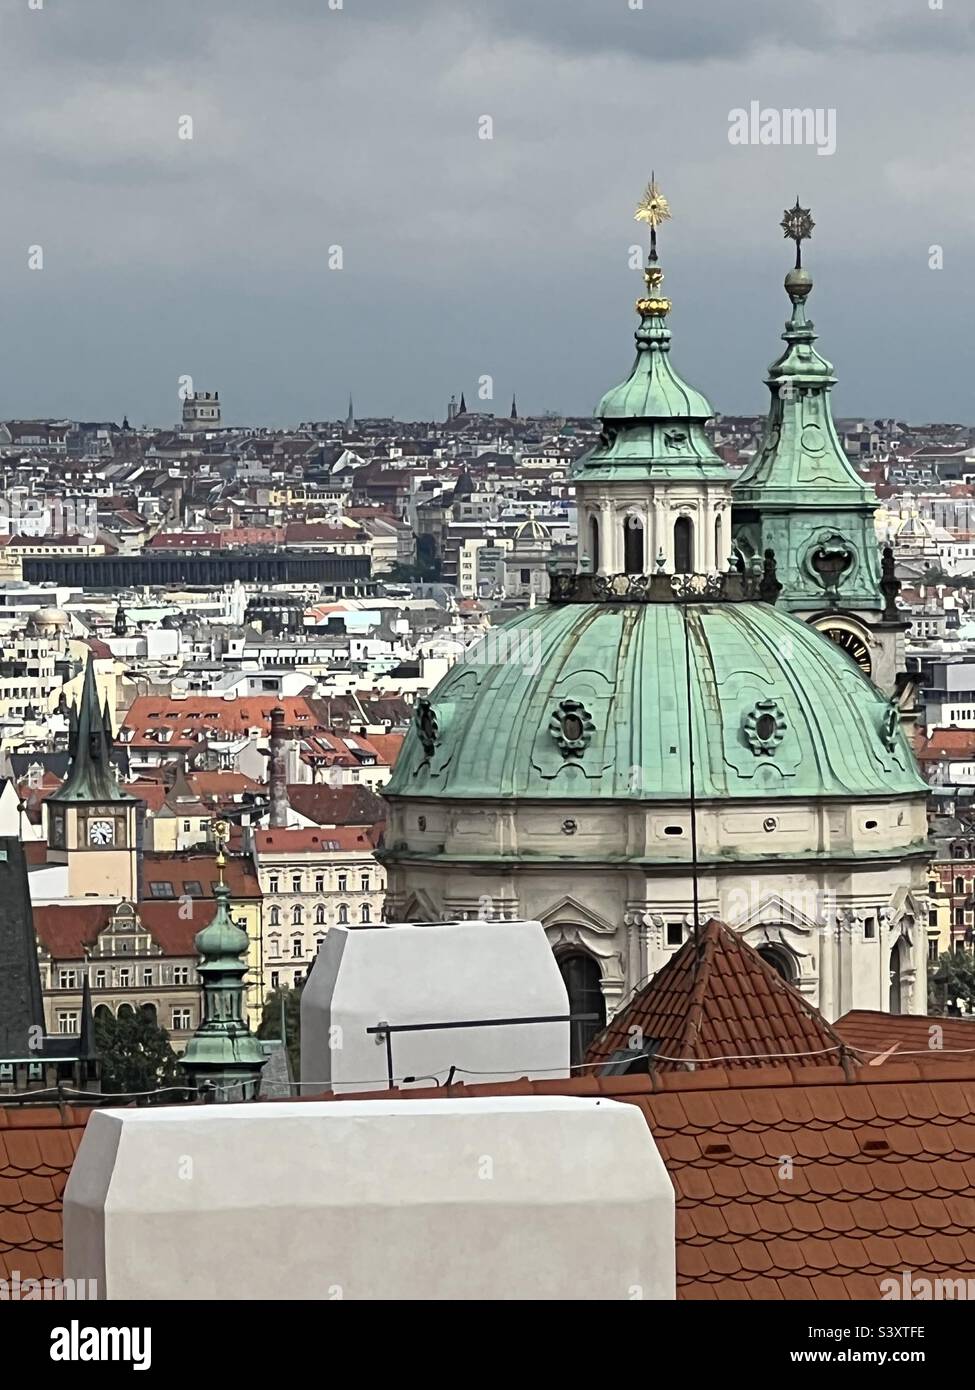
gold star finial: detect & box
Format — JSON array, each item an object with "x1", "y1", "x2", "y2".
[
  {"x1": 634, "y1": 174, "x2": 671, "y2": 230},
  {"x1": 781, "y1": 197, "x2": 814, "y2": 268}
]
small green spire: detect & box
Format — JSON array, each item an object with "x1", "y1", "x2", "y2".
[
  {"x1": 180, "y1": 863, "x2": 266, "y2": 1102},
  {"x1": 733, "y1": 203, "x2": 884, "y2": 613},
  {"x1": 572, "y1": 178, "x2": 731, "y2": 485}
]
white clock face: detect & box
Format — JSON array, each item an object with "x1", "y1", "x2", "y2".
[{"x1": 88, "y1": 819, "x2": 115, "y2": 846}]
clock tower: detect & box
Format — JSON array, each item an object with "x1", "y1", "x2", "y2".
[
  {"x1": 732, "y1": 203, "x2": 907, "y2": 700},
  {"x1": 45, "y1": 654, "x2": 139, "y2": 900}
]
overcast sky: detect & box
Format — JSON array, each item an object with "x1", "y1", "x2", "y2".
[{"x1": 1, "y1": 0, "x2": 972, "y2": 427}]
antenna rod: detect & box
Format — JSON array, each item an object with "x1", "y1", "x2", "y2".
[{"x1": 682, "y1": 595, "x2": 701, "y2": 950}]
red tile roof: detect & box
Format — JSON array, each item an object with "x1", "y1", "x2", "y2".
[
  {"x1": 33, "y1": 902, "x2": 207, "y2": 959},
  {"x1": 836, "y1": 1009, "x2": 975, "y2": 1063},
  {"x1": 319, "y1": 1063, "x2": 975, "y2": 1300},
  {"x1": 141, "y1": 851, "x2": 261, "y2": 899},
  {"x1": 0, "y1": 1105, "x2": 92, "y2": 1281},
  {"x1": 286, "y1": 782, "x2": 386, "y2": 827},
  {"x1": 254, "y1": 825, "x2": 381, "y2": 854},
  {"x1": 122, "y1": 695, "x2": 322, "y2": 750},
  {"x1": 587, "y1": 919, "x2": 849, "y2": 1070}
]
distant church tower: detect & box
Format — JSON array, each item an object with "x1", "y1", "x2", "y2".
[
  {"x1": 732, "y1": 203, "x2": 907, "y2": 698},
  {"x1": 45, "y1": 655, "x2": 138, "y2": 901},
  {"x1": 182, "y1": 390, "x2": 221, "y2": 433},
  {"x1": 345, "y1": 394, "x2": 355, "y2": 433}
]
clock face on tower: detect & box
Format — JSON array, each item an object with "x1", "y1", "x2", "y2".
[
  {"x1": 816, "y1": 623, "x2": 873, "y2": 677},
  {"x1": 88, "y1": 818, "x2": 115, "y2": 846}
]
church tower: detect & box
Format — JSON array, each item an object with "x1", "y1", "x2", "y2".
[
  {"x1": 180, "y1": 852, "x2": 266, "y2": 1101},
  {"x1": 732, "y1": 202, "x2": 906, "y2": 697},
  {"x1": 572, "y1": 177, "x2": 735, "y2": 578},
  {"x1": 45, "y1": 654, "x2": 138, "y2": 900}
]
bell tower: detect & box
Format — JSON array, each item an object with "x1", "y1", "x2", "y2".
[
  {"x1": 732, "y1": 202, "x2": 907, "y2": 699},
  {"x1": 45, "y1": 654, "x2": 138, "y2": 900}
]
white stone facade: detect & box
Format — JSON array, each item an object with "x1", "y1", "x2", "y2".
[{"x1": 382, "y1": 794, "x2": 931, "y2": 1022}]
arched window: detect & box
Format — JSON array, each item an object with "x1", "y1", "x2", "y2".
[
  {"x1": 556, "y1": 951, "x2": 606, "y2": 1068},
  {"x1": 338, "y1": 904, "x2": 349, "y2": 924},
  {"x1": 314, "y1": 904, "x2": 326, "y2": 925},
  {"x1": 889, "y1": 938, "x2": 909, "y2": 1014},
  {"x1": 714, "y1": 514, "x2": 722, "y2": 567},
  {"x1": 269, "y1": 906, "x2": 280, "y2": 926},
  {"x1": 360, "y1": 904, "x2": 371, "y2": 923},
  {"x1": 623, "y1": 516, "x2": 644, "y2": 575},
  {"x1": 117, "y1": 1003, "x2": 135, "y2": 1021},
  {"x1": 292, "y1": 905, "x2": 303, "y2": 926},
  {"x1": 140, "y1": 1003, "x2": 157, "y2": 1025},
  {"x1": 94, "y1": 1004, "x2": 112, "y2": 1023},
  {"x1": 589, "y1": 515, "x2": 600, "y2": 572},
  {"x1": 674, "y1": 516, "x2": 694, "y2": 573},
  {"x1": 757, "y1": 944, "x2": 796, "y2": 984}
]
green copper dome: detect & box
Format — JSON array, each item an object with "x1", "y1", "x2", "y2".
[{"x1": 386, "y1": 601, "x2": 925, "y2": 803}]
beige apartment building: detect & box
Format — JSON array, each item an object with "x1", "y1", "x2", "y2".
[{"x1": 252, "y1": 825, "x2": 385, "y2": 994}]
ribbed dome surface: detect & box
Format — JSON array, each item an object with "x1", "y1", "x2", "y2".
[{"x1": 386, "y1": 600, "x2": 926, "y2": 802}]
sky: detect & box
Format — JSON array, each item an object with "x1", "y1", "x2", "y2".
[{"x1": 0, "y1": 0, "x2": 972, "y2": 427}]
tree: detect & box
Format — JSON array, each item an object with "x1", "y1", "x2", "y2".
[
  {"x1": 94, "y1": 1007, "x2": 184, "y2": 1100},
  {"x1": 257, "y1": 985, "x2": 302, "y2": 1080},
  {"x1": 928, "y1": 950, "x2": 975, "y2": 1015}
]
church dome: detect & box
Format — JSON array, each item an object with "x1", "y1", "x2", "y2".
[
  {"x1": 28, "y1": 605, "x2": 70, "y2": 633},
  {"x1": 386, "y1": 596, "x2": 925, "y2": 803},
  {"x1": 513, "y1": 518, "x2": 551, "y2": 543}
]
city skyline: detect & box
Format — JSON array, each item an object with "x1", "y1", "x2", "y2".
[{"x1": 1, "y1": 0, "x2": 972, "y2": 425}]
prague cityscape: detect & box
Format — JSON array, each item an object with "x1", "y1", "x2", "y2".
[{"x1": 1, "y1": 0, "x2": 974, "y2": 1356}]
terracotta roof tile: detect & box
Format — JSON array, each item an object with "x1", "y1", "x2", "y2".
[
  {"x1": 0, "y1": 1105, "x2": 93, "y2": 1280},
  {"x1": 586, "y1": 919, "x2": 850, "y2": 1072}
]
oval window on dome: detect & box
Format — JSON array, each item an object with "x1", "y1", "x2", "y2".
[
  {"x1": 755, "y1": 712, "x2": 777, "y2": 742},
  {"x1": 562, "y1": 713, "x2": 584, "y2": 742}
]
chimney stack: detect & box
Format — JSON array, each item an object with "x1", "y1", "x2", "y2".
[{"x1": 269, "y1": 706, "x2": 289, "y2": 829}]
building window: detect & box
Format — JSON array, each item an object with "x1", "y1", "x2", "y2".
[
  {"x1": 292, "y1": 906, "x2": 303, "y2": 926},
  {"x1": 315, "y1": 905, "x2": 326, "y2": 925},
  {"x1": 955, "y1": 877, "x2": 964, "y2": 895},
  {"x1": 757, "y1": 945, "x2": 796, "y2": 985},
  {"x1": 360, "y1": 876, "x2": 370, "y2": 893},
  {"x1": 338, "y1": 904, "x2": 349, "y2": 924},
  {"x1": 315, "y1": 874, "x2": 325, "y2": 893},
  {"x1": 360, "y1": 904, "x2": 371, "y2": 923},
  {"x1": 269, "y1": 906, "x2": 280, "y2": 926},
  {"x1": 623, "y1": 516, "x2": 644, "y2": 575},
  {"x1": 864, "y1": 917, "x2": 876, "y2": 940},
  {"x1": 172, "y1": 1008, "x2": 192, "y2": 1030},
  {"x1": 929, "y1": 880, "x2": 938, "y2": 894},
  {"x1": 929, "y1": 910, "x2": 939, "y2": 928},
  {"x1": 57, "y1": 1011, "x2": 80, "y2": 1034},
  {"x1": 338, "y1": 873, "x2": 348, "y2": 892},
  {"x1": 557, "y1": 952, "x2": 606, "y2": 1068},
  {"x1": 271, "y1": 971, "x2": 279, "y2": 989},
  {"x1": 666, "y1": 922, "x2": 683, "y2": 948},
  {"x1": 58, "y1": 969, "x2": 77, "y2": 989},
  {"x1": 589, "y1": 516, "x2": 600, "y2": 572},
  {"x1": 142, "y1": 968, "x2": 153, "y2": 986},
  {"x1": 173, "y1": 967, "x2": 189, "y2": 984},
  {"x1": 118, "y1": 968, "x2": 131, "y2": 987},
  {"x1": 149, "y1": 882, "x2": 175, "y2": 898},
  {"x1": 94, "y1": 969, "x2": 107, "y2": 988},
  {"x1": 292, "y1": 937, "x2": 303, "y2": 958},
  {"x1": 269, "y1": 876, "x2": 280, "y2": 893},
  {"x1": 292, "y1": 874, "x2": 302, "y2": 893},
  {"x1": 294, "y1": 972, "x2": 304, "y2": 988},
  {"x1": 674, "y1": 516, "x2": 694, "y2": 573},
  {"x1": 955, "y1": 908, "x2": 965, "y2": 927},
  {"x1": 183, "y1": 880, "x2": 203, "y2": 897},
  {"x1": 182, "y1": 820, "x2": 191, "y2": 832}
]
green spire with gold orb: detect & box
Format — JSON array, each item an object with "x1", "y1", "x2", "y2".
[
  {"x1": 180, "y1": 836, "x2": 266, "y2": 1102},
  {"x1": 572, "y1": 175, "x2": 732, "y2": 482}
]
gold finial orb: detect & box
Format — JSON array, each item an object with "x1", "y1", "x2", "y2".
[{"x1": 634, "y1": 177, "x2": 671, "y2": 229}]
